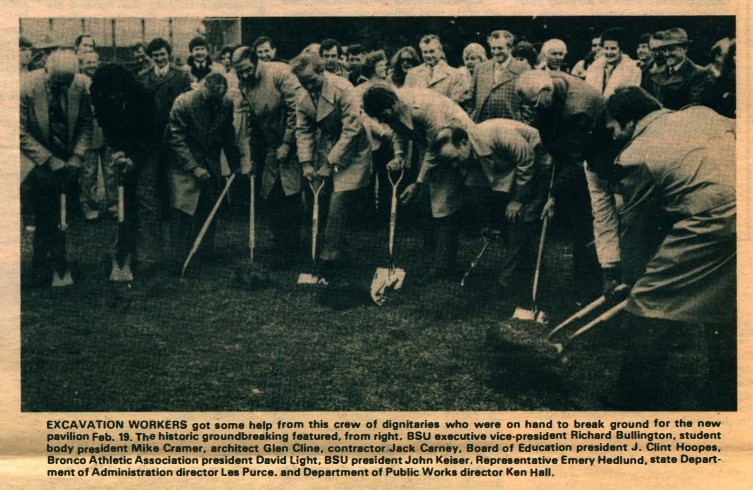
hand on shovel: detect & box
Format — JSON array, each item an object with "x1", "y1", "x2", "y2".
[
  {"x1": 505, "y1": 200, "x2": 523, "y2": 223},
  {"x1": 541, "y1": 196, "x2": 555, "y2": 220}
]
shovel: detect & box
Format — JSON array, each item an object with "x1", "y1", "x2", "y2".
[
  {"x1": 297, "y1": 179, "x2": 327, "y2": 285},
  {"x1": 181, "y1": 173, "x2": 236, "y2": 279},
  {"x1": 51, "y1": 193, "x2": 74, "y2": 287},
  {"x1": 550, "y1": 298, "x2": 628, "y2": 357},
  {"x1": 236, "y1": 175, "x2": 271, "y2": 289},
  {"x1": 371, "y1": 169, "x2": 406, "y2": 305},
  {"x1": 546, "y1": 284, "x2": 630, "y2": 343},
  {"x1": 110, "y1": 172, "x2": 134, "y2": 282},
  {"x1": 511, "y1": 214, "x2": 550, "y2": 324},
  {"x1": 512, "y1": 162, "x2": 557, "y2": 323},
  {"x1": 459, "y1": 230, "x2": 499, "y2": 287}
]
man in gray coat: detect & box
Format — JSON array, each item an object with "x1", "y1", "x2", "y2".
[
  {"x1": 290, "y1": 53, "x2": 372, "y2": 280},
  {"x1": 605, "y1": 86, "x2": 736, "y2": 410},
  {"x1": 167, "y1": 73, "x2": 243, "y2": 266}
]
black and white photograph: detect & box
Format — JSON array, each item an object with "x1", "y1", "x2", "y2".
[{"x1": 18, "y1": 13, "x2": 737, "y2": 414}]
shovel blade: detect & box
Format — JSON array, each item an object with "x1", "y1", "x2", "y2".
[
  {"x1": 297, "y1": 272, "x2": 328, "y2": 285},
  {"x1": 110, "y1": 255, "x2": 134, "y2": 282},
  {"x1": 370, "y1": 267, "x2": 406, "y2": 305},
  {"x1": 512, "y1": 306, "x2": 548, "y2": 324},
  {"x1": 51, "y1": 270, "x2": 73, "y2": 287}
]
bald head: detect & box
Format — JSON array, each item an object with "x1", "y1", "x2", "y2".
[
  {"x1": 46, "y1": 49, "x2": 79, "y2": 91},
  {"x1": 515, "y1": 70, "x2": 555, "y2": 109}
]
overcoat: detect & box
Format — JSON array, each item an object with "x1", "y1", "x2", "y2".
[
  {"x1": 167, "y1": 89, "x2": 240, "y2": 215},
  {"x1": 237, "y1": 61, "x2": 303, "y2": 198},
  {"x1": 614, "y1": 106, "x2": 736, "y2": 323},
  {"x1": 404, "y1": 60, "x2": 468, "y2": 105},
  {"x1": 584, "y1": 53, "x2": 642, "y2": 98},
  {"x1": 295, "y1": 72, "x2": 372, "y2": 193},
  {"x1": 391, "y1": 88, "x2": 474, "y2": 218},
  {"x1": 646, "y1": 57, "x2": 714, "y2": 110}
]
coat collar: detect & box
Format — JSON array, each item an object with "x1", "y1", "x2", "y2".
[{"x1": 315, "y1": 73, "x2": 338, "y2": 122}]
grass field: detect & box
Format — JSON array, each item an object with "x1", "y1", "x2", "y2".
[{"x1": 20, "y1": 198, "x2": 721, "y2": 412}]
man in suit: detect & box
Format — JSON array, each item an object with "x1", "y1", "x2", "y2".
[
  {"x1": 431, "y1": 120, "x2": 552, "y2": 291},
  {"x1": 404, "y1": 34, "x2": 468, "y2": 105},
  {"x1": 233, "y1": 46, "x2": 303, "y2": 268},
  {"x1": 290, "y1": 53, "x2": 372, "y2": 280},
  {"x1": 469, "y1": 29, "x2": 529, "y2": 123},
  {"x1": 167, "y1": 73, "x2": 243, "y2": 266},
  {"x1": 515, "y1": 70, "x2": 616, "y2": 303},
  {"x1": 645, "y1": 28, "x2": 714, "y2": 110},
  {"x1": 20, "y1": 50, "x2": 92, "y2": 286},
  {"x1": 140, "y1": 37, "x2": 193, "y2": 220},
  {"x1": 186, "y1": 36, "x2": 224, "y2": 85},
  {"x1": 362, "y1": 85, "x2": 473, "y2": 279}
]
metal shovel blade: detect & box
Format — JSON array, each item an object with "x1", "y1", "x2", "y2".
[
  {"x1": 370, "y1": 266, "x2": 406, "y2": 305},
  {"x1": 51, "y1": 269, "x2": 73, "y2": 287},
  {"x1": 297, "y1": 272, "x2": 328, "y2": 286},
  {"x1": 110, "y1": 255, "x2": 134, "y2": 282},
  {"x1": 512, "y1": 306, "x2": 548, "y2": 324}
]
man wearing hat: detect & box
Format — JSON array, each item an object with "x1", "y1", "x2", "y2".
[{"x1": 645, "y1": 28, "x2": 714, "y2": 110}]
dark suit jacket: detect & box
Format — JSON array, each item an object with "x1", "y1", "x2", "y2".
[
  {"x1": 646, "y1": 57, "x2": 714, "y2": 110},
  {"x1": 139, "y1": 64, "x2": 193, "y2": 142},
  {"x1": 469, "y1": 58, "x2": 529, "y2": 123},
  {"x1": 20, "y1": 69, "x2": 92, "y2": 182},
  {"x1": 534, "y1": 72, "x2": 605, "y2": 199}
]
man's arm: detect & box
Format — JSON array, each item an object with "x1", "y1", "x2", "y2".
[
  {"x1": 19, "y1": 89, "x2": 53, "y2": 166},
  {"x1": 327, "y1": 89, "x2": 364, "y2": 168},
  {"x1": 220, "y1": 102, "x2": 242, "y2": 172},
  {"x1": 494, "y1": 128, "x2": 535, "y2": 203},
  {"x1": 70, "y1": 79, "x2": 93, "y2": 160},
  {"x1": 277, "y1": 67, "x2": 302, "y2": 146},
  {"x1": 167, "y1": 95, "x2": 201, "y2": 172},
  {"x1": 295, "y1": 92, "x2": 316, "y2": 165}
]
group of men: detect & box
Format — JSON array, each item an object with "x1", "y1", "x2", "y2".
[{"x1": 20, "y1": 23, "x2": 736, "y2": 409}]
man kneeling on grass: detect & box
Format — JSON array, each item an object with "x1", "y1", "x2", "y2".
[{"x1": 430, "y1": 120, "x2": 552, "y2": 293}]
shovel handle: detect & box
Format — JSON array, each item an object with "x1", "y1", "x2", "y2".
[
  {"x1": 59, "y1": 194, "x2": 68, "y2": 231},
  {"x1": 249, "y1": 178, "x2": 255, "y2": 262},
  {"x1": 568, "y1": 299, "x2": 628, "y2": 341},
  {"x1": 308, "y1": 179, "x2": 325, "y2": 263},
  {"x1": 181, "y1": 173, "x2": 236, "y2": 279},
  {"x1": 531, "y1": 214, "x2": 549, "y2": 305},
  {"x1": 387, "y1": 169, "x2": 404, "y2": 258}
]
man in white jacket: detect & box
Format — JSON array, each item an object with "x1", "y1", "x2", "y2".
[
  {"x1": 583, "y1": 27, "x2": 642, "y2": 297},
  {"x1": 584, "y1": 27, "x2": 642, "y2": 98}
]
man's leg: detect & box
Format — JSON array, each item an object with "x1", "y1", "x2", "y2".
[
  {"x1": 614, "y1": 313, "x2": 678, "y2": 410},
  {"x1": 432, "y1": 212, "x2": 460, "y2": 276},
  {"x1": 27, "y1": 167, "x2": 59, "y2": 284},
  {"x1": 79, "y1": 148, "x2": 101, "y2": 220},
  {"x1": 320, "y1": 189, "x2": 353, "y2": 267},
  {"x1": 267, "y1": 180, "x2": 302, "y2": 267}
]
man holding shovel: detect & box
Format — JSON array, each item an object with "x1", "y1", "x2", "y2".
[
  {"x1": 361, "y1": 86, "x2": 473, "y2": 281},
  {"x1": 430, "y1": 119, "x2": 553, "y2": 295},
  {"x1": 290, "y1": 53, "x2": 372, "y2": 284},
  {"x1": 167, "y1": 73, "x2": 245, "y2": 272},
  {"x1": 20, "y1": 50, "x2": 92, "y2": 286},
  {"x1": 89, "y1": 63, "x2": 155, "y2": 279},
  {"x1": 602, "y1": 87, "x2": 736, "y2": 410},
  {"x1": 232, "y1": 46, "x2": 304, "y2": 269}
]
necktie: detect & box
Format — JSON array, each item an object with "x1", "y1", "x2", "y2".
[
  {"x1": 49, "y1": 86, "x2": 69, "y2": 158},
  {"x1": 602, "y1": 65, "x2": 614, "y2": 92}
]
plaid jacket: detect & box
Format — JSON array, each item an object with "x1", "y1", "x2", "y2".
[{"x1": 470, "y1": 59, "x2": 529, "y2": 123}]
